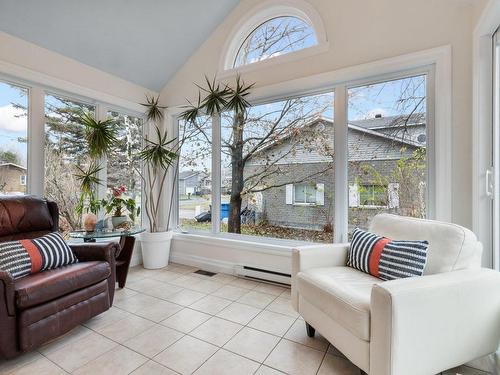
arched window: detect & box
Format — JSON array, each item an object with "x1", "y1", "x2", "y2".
[
  {"x1": 234, "y1": 16, "x2": 318, "y2": 67},
  {"x1": 221, "y1": 0, "x2": 328, "y2": 72}
]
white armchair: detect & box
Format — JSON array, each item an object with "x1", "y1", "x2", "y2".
[{"x1": 291, "y1": 214, "x2": 500, "y2": 375}]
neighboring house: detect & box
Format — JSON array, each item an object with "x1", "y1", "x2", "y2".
[
  {"x1": 244, "y1": 114, "x2": 426, "y2": 231},
  {"x1": 0, "y1": 163, "x2": 27, "y2": 195},
  {"x1": 179, "y1": 170, "x2": 211, "y2": 196}
]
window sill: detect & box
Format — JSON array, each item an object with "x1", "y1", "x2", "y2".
[
  {"x1": 352, "y1": 205, "x2": 389, "y2": 209},
  {"x1": 217, "y1": 43, "x2": 329, "y2": 80},
  {"x1": 172, "y1": 230, "x2": 326, "y2": 256},
  {"x1": 293, "y1": 202, "x2": 317, "y2": 206}
]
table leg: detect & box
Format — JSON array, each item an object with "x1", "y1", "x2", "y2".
[{"x1": 116, "y1": 236, "x2": 135, "y2": 288}]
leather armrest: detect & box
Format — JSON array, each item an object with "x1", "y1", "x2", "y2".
[
  {"x1": 69, "y1": 242, "x2": 120, "y2": 264},
  {"x1": 291, "y1": 243, "x2": 349, "y2": 310},
  {"x1": 0, "y1": 270, "x2": 15, "y2": 316},
  {"x1": 370, "y1": 268, "x2": 500, "y2": 375}
]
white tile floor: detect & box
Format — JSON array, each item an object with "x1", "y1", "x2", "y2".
[{"x1": 0, "y1": 263, "x2": 493, "y2": 375}]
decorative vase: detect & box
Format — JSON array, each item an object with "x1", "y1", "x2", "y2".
[
  {"x1": 111, "y1": 215, "x2": 128, "y2": 229},
  {"x1": 139, "y1": 231, "x2": 172, "y2": 269},
  {"x1": 83, "y1": 213, "x2": 97, "y2": 232}
]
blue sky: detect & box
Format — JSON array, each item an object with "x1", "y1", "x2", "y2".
[
  {"x1": 348, "y1": 75, "x2": 426, "y2": 120},
  {"x1": 0, "y1": 82, "x2": 28, "y2": 166}
]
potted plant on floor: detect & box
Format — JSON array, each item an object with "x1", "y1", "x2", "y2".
[{"x1": 136, "y1": 95, "x2": 179, "y2": 269}]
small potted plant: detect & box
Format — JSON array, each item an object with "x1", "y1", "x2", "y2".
[
  {"x1": 74, "y1": 162, "x2": 103, "y2": 232},
  {"x1": 102, "y1": 185, "x2": 139, "y2": 228}
]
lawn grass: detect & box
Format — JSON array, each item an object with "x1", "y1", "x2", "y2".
[{"x1": 179, "y1": 219, "x2": 333, "y2": 243}]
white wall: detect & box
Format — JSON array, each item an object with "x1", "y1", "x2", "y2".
[
  {"x1": 0, "y1": 31, "x2": 156, "y2": 105},
  {"x1": 161, "y1": 0, "x2": 487, "y2": 230}
]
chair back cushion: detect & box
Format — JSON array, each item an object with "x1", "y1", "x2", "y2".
[
  {"x1": 348, "y1": 228, "x2": 429, "y2": 280},
  {"x1": 0, "y1": 196, "x2": 59, "y2": 242},
  {"x1": 369, "y1": 214, "x2": 482, "y2": 274},
  {"x1": 0, "y1": 232, "x2": 77, "y2": 279}
]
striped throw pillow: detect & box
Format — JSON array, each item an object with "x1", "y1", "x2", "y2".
[
  {"x1": 347, "y1": 228, "x2": 428, "y2": 280},
  {"x1": 0, "y1": 232, "x2": 78, "y2": 280}
]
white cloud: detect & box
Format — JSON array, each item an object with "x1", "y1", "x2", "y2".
[{"x1": 0, "y1": 104, "x2": 27, "y2": 132}]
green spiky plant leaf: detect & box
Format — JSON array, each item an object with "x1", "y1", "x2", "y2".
[
  {"x1": 140, "y1": 95, "x2": 167, "y2": 123},
  {"x1": 74, "y1": 161, "x2": 103, "y2": 195},
  {"x1": 74, "y1": 161, "x2": 103, "y2": 216},
  {"x1": 138, "y1": 126, "x2": 178, "y2": 170},
  {"x1": 225, "y1": 75, "x2": 254, "y2": 115},
  {"x1": 198, "y1": 76, "x2": 230, "y2": 116},
  {"x1": 79, "y1": 112, "x2": 117, "y2": 158},
  {"x1": 179, "y1": 92, "x2": 202, "y2": 124}
]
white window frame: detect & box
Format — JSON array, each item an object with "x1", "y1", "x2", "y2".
[
  {"x1": 472, "y1": 1, "x2": 500, "y2": 270},
  {"x1": 358, "y1": 184, "x2": 388, "y2": 209},
  {"x1": 0, "y1": 66, "x2": 146, "y2": 225},
  {"x1": 0, "y1": 78, "x2": 30, "y2": 193},
  {"x1": 293, "y1": 183, "x2": 317, "y2": 205},
  {"x1": 170, "y1": 46, "x2": 450, "y2": 246},
  {"x1": 218, "y1": 0, "x2": 329, "y2": 78},
  {"x1": 19, "y1": 175, "x2": 27, "y2": 186}
]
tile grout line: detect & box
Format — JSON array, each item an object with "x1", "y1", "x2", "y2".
[
  {"x1": 99, "y1": 270, "x2": 322, "y2": 374},
  {"x1": 6, "y1": 266, "x2": 317, "y2": 375}
]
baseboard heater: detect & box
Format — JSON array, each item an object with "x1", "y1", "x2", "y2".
[{"x1": 234, "y1": 265, "x2": 291, "y2": 286}]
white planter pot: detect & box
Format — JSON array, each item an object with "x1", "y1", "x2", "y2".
[{"x1": 139, "y1": 231, "x2": 172, "y2": 269}]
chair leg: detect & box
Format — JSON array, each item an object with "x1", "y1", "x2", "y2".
[{"x1": 305, "y1": 322, "x2": 315, "y2": 338}]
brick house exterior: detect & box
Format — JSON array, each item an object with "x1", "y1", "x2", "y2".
[
  {"x1": 0, "y1": 163, "x2": 27, "y2": 195},
  {"x1": 244, "y1": 114, "x2": 426, "y2": 232}
]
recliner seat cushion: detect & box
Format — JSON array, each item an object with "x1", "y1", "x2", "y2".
[
  {"x1": 297, "y1": 266, "x2": 381, "y2": 341},
  {"x1": 14, "y1": 261, "x2": 110, "y2": 309}
]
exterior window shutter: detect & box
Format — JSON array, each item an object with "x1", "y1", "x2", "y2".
[
  {"x1": 286, "y1": 184, "x2": 293, "y2": 205},
  {"x1": 349, "y1": 184, "x2": 360, "y2": 207},
  {"x1": 388, "y1": 183, "x2": 400, "y2": 208},
  {"x1": 316, "y1": 183, "x2": 325, "y2": 206}
]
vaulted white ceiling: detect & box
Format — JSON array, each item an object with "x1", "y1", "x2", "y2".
[{"x1": 0, "y1": 0, "x2": 240, "y2": 91}]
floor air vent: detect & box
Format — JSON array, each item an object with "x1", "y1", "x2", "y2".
[
  {"x1": 235, "y1": 265, "x2": 291, "y2": 286},
  {"x1": 193, "y1": 270, "x2": 217, "y2": 277}
]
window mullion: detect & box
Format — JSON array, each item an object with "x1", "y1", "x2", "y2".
[
  {"x1": 96, "y1": 104, "x2": 108, "y2": 210},
  {"x1": 211, "y1": 113, "x2": 222, "y2": 234},
  {"x1": 334, "y1": 85, "x2": 348, "y2": 243},
  {"x1": 28, "y1": 86, "x2": 45, "y2": 196}
]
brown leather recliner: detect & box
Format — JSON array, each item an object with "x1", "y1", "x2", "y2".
[{"x1": 0, "y1": 196, "x2": 119, "y2": 359}]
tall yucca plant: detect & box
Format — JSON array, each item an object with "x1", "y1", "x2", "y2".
[
  {"x1": 138, "y1": 95, "x2": 181, "y2": 232},
  {"x1": 80, "y1": 112, "x2": 118, "y2": 158}
]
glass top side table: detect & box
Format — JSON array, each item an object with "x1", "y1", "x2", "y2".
[{"x1": 69, "y1": 227, "x2": 145, "y2": 288}]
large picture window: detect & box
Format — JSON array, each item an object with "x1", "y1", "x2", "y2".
[
  {"x1": 44, "y1": 94, "x2": 95, "y2": 233},
  {"x1": 347, "y1": 74, "x2": 428, "y2": 233},
  {"x1": 107, "y1": 111, "x2": 143, "y2": 225},
  {"x1": 177, "y1": 70, "x2": 433, "y2": 245},
  {"x1": 178, "y1": 116, "x2": 212, "y2": 232},
  {"x1": 0, "y1": 81, "x2": 28, "y2": 195},
  {"x1": 220, "y1": 92, "x2": 334, "y2": 242}
]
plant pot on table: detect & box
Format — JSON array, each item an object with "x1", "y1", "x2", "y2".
[{"x1": 111, "y1": 215, "x2": 128, "y2": 229}]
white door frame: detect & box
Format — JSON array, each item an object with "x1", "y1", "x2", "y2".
[{"x1": 472, "y1": 0, "x2": 500, "y2": 270}]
